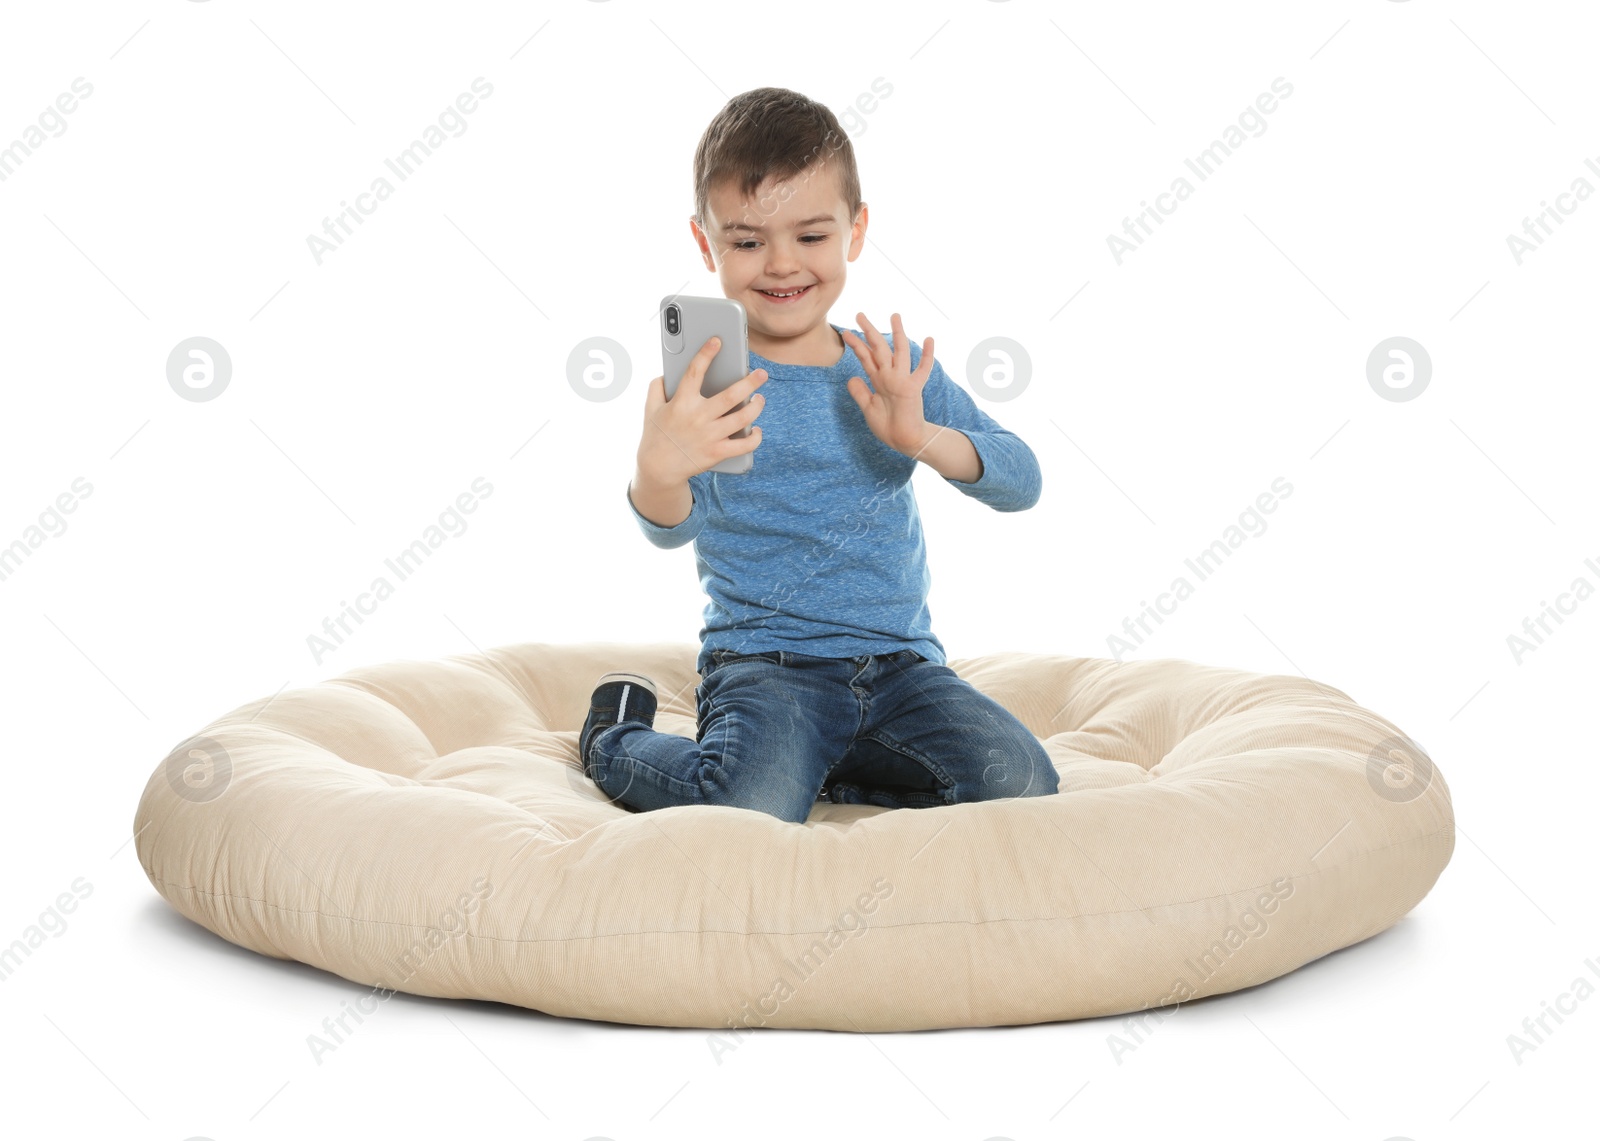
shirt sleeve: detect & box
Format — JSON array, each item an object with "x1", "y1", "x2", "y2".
[
  {"x1": 911, "y1": 340, "x2": 1043, "y2": 512},
  {"x1": 627, "y1": 472, "x2": 709, "y2": 548}
]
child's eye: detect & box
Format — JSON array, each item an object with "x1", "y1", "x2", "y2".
[{"x1": 733, "y1": 235, "x2": 828, "y2": 251}]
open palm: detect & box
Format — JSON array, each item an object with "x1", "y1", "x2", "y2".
[{"x1": 840, "y1": 312, "x2": 936, "y2": 456}]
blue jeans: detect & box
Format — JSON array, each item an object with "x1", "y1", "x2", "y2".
[{"x1": 588, "y1": 648, "x2": 1060, "y2": 824}]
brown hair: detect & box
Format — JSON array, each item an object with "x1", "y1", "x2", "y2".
[{"x1": 692, "y1": 87, "x2": 861, "y2": 234}]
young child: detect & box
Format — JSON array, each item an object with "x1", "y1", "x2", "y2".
[{"x1": 579, "y1": 87, "x2": 1059, "y2": 824}]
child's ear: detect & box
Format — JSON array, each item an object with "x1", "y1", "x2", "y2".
[{"x1": 688, "y1": 216, "x2": 716, "y2": 271}]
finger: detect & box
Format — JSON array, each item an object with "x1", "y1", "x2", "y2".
[
  {"x1": 716, "y1": 367, "x2": 767, "y2": 414},
  {"x1": 914, "y1": 335, "x2": 936, "y2": 381},
  {"x1": 695, "y1": 333, "x2": 726, "y2": 368},
  {"x1": 838, "y1": 331, "x2": 876, "y2": 380},
  {"x1": 724, "y1": 424, "x2": 762, "y2": 456},
  {"x1": 675, "y1": 335, "x2": 725, "y2": 401},
  {"x1": 731, "y1": 391, "x2": 766, "y2": 428},
  {"x1": 857, "y1": 312, "x2": 890, "y2": 372},
  {"x1": 890, "y1": 313, "x2": 907, "y2": 376},
  {"x1": 861, "y1": 313, "x2": 889, "y2": 369},
  {"x1": 644, "y1": 375, "x2": 666, "y2": 410},
  {"x1": 839, "y1": 329, "x2": 874, "y2": 374},
  {"x1": 845, "y1": 376, "x2": 871, "y2": 414}
]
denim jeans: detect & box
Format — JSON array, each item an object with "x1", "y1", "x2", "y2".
[{"x1": 588, "y1": 648, "x2": 1060, "y2": 824}]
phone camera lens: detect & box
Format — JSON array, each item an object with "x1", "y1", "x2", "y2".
[{"x1": 665, "y1": 305, "x2": 680, "y2": 334}]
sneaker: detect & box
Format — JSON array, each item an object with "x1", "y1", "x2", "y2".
[{"x1": 579, "y1": 671, "x2": 659, "y2": 778}]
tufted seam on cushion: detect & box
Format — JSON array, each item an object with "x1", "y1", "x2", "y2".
[
  {"x1": 206, "y1": 681, "x2": 448, "y2": 777},
  {"x1": 200, "y1": 723, "x2": 432, "y2": 767},
  {"x1": 1046, "y1": 667, "x2": 1364, "y2": 771},
  {"x1": 325, "y1": 663, "x2": 557, "y2": 756},
  {"x1": 142, "y1": 825, "x2": 1452, "y2": 941}
]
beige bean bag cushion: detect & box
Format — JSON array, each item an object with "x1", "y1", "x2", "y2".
[{"x1": 133, "y1": 642, "x2": 1453, "y2": 1031}]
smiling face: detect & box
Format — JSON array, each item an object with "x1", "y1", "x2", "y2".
[{"x1": 691, "y1": 162, "x2": 867, "y2": 364}]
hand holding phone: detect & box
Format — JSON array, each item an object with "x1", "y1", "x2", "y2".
[
  {"x1": 638, "y1": 335, "x2": 769, "y2": 486},
  {"x1": 642, "y1": 296, "x2": 769, "y2": 480}
]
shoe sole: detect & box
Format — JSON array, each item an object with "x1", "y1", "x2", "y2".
[{"x1": 595, "y1": 671, "x2": 658, "y2": 699}]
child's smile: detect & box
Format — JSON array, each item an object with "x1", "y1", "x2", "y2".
[{"x1": 753, "y1": 283, "x2": 816, "y2": 303}]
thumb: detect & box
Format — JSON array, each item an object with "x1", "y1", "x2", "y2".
[{"x1": 845, "y1": 375, "x2": 872, "y2": 414}]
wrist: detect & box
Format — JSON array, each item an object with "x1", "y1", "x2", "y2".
[
  {"x1": 896, "y1": 422, "x2": 939, "y2": 462},
  {"x1": 629, "y1": 464, "x2": 694, "y2": 528},
  {"x1": 633, "y1": 456, "x2": 684, "y2": 493}
]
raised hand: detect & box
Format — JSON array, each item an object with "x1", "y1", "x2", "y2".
[{"x1": 840, "y1": 312, "x2": 936, "y2": 457}]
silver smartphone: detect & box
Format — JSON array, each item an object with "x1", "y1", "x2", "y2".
[{"x1": 660, "y1": 294, "x2": 754, "y2": 475}]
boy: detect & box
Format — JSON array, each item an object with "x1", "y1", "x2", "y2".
[{"x1": 579, "y1": 87, "x2": 1059, "y2": 824}]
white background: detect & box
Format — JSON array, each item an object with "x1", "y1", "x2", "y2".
[{"x1": 1, "y1": 1, "x2": 1596, "y2": 1138}]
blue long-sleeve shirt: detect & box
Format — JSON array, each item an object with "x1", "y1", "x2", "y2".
[{"x1": 628, "y1": 323, "x2": 1041, "y2": 673}]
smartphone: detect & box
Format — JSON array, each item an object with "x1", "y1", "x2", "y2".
[{"x1": 660, "y1": 294, "x2": 754, "y2": 475}]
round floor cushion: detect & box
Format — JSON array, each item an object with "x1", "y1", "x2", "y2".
[{"x1": 133, "y1": 642, "x2": 1454, "y2": 1032}]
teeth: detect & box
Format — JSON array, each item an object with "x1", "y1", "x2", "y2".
[{"x1": 762, "y1": 287, "x2": 807, "y2": 297}]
